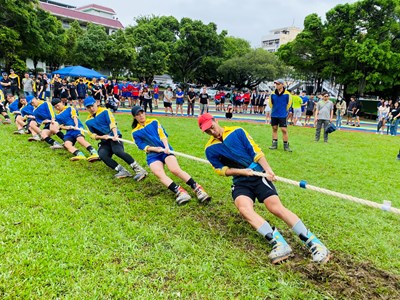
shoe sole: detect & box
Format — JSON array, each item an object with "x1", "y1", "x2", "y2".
[
  {"x1": 316, "y1": 252, "x2": 331, "y2": 264},
  {"x1": 199, "y1": 196, "x2": 212, "y2": 204},
  {"x1": 134, "y1": 173, "x2": 147, "y2": 182},
  {"x1": 114, "y1": 175, "x2": 133, "y2": 179},
  {"x1": 28, "y1": 139, "x2": 40, "y2": 142},
  {"x1": 176, "y1": 197, "x2": 191, "y2": 205},
  {"x1": 70, "y1": 157, "x2": 86, "y2": 161},
  {"x1": 87, "y1": 157, "x2": 100, "y2": 162},
  {"x1": 271, "y1": 253, "x2": 291, "y2": 265}
]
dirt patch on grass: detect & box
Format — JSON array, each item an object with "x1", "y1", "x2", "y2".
[
  {"x1": 197, "y1": 210, "x2": 400, "y2": 299},
  {"x1": 284, "y1": 250, "x2": 400, "y2": 300}
]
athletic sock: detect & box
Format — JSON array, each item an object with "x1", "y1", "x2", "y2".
[
  {"x1": 283, "y1": 141, "x2": 289, "y2": 145},
  {"x1": 292, "y1": 219, "x2": 308, "y2": 237},
  {"x1": 257, "y1": 221, "x2": 273, "y2": 237},
  {"x1": 4, "y1": 115, "x2": 10, "y2": 119},
  {"x1": 86, "y1": 145, "x2": 95, "y2": 153},
  {"x1": 273, "y1": 139, "x2": 278, "y2": 142},
  {"x1": 186, "y1": 178, "x2": 197, "y2": 190},
  {"x1": 168, "y1": 182, "x2": 179, "y2": 193},
  {"x1": 73, "y1": 150, "x2": 80, "y2": 156},
  {"x1": 44, "y1": 137, "x2": 55, "y2": 145},
  {"x1": 56, "y1": 131, "x2": 65, "y2": 140}
]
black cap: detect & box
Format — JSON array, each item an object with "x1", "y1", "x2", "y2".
[{"x1": 131, "y1": 105, "x2": 144, "y2": 116}]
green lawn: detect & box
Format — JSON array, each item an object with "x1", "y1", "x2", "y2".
[{"x1": 0, "y1": 113, "x2": 399, "y2": 299}]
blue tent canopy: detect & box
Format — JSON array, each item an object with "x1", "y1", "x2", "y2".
[{"x1": 52, "y1": 66, "x2": 107, "y2": 79}]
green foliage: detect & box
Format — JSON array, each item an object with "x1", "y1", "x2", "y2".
[
  {"x1": 223, "y1": 36, "x2": 251, "y2": 60},
  {"x1": 218, "y1": 48, "x2": 284, "y2": 88},
  {"x1": 0, "y1": 113, "x2": 399, "y2": 299},
  {"x1": 73, "y1": 24, "x2": 109, "y2": 70},
  {"x1": 281, "y1": 0, "x2": 400, "y2": 98},
  {"x1": 169, "y1": 18, "x2": 226, "y2": 83}
]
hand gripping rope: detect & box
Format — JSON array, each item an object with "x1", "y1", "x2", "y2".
[{"x1": 78, "y1": 128, "x2": 400, "y2": 215}]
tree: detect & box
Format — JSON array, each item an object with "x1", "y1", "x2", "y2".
[
  {"x1": 64, "y1": 21, "x2": 85, "y2": 66},
  {"x1": 74, "y1": 24, "x2": 109, "y2": 70},
  {"x1": 125, "y1": 16, "x2": 179, "y2": 82},
  {"x1": 277, "y1": 14, "x2": 326, "y2": 91},
  {"x1": 0, "y1": 0, "x2": 42, "y2": 71},
  {"x1": 218, "y1": 49, "x2": 285, "y2": 89},
  {"x1": 169, "y1": 18, "x2": 226, "y2": 84}
]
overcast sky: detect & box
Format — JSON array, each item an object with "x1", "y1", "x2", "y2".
[{"x1": 61, "y1": 0, "x2": 357, "y2": 47}]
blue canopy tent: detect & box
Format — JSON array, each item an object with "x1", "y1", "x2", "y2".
[{"x1": 52, "y1": 66, "x2": 107, "y2": 79}]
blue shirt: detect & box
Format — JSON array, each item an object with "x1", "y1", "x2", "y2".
[
  {"x1": 204, "y1": 126, "x2": 264, "y2": 184},
  {"x1": 21, "y1": 103, "x2": 34, "y2": 117},
  {"x1": 56, "y1": 106, "x2": 83, "y2": 128},
  {"x1": 269, "y1": 89, "x2": 292, "y2": 118},
  {"x1": 132, "y1": 118, "x2": 173, "y2": 159},
  {"x1": 9, "y1": 99, "x2": 20, "y2": 114},
  {"x1": 33, "y1": 101, "x2": 56, "y2": 124},
  {"x1": 85, "y1": 107, "x2": 120, "y2": 136}
]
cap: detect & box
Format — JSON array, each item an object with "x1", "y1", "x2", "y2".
[
  {"x1": 2, "y1": 72, "x2": 7, "y2": 76},
  {"x1": 26, "y1": 95, "x2": 35, "y2": 103},
  {"x1": 198, "y1": 113, "x2": 214, "y2": 132},
  {"x1": 10, "y1": 69, "x2": 14, "y2": 72},
  {"x1": 131, "y1": 105, "x2": 144, "y2": 116},
  {"x1": 274, "y1": 79, "x2": 285, "y2": 85},
  {"x1": 84, "y1": 96, "x2": 96, "y2": 107},
  {"x1": 51, "y1": 98, "x2": 61, "y2": 106}
]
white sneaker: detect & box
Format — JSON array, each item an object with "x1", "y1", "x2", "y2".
[
  {"x1": 176, "y1": 186, "x2": 191, "y2": 205},
  {"x1": 28, "y1": 135, "x2": 41, "y2": 142},
  {"x1": 50, "y1": 142, "x2": 64, "y2": 150},
  {"x1": 268, "y1": 243, "x2": 293, "y2": 264},
  {"x1": 309, "y1": 244, "x2": 330, "y2": 263},
  {"x1": 194, "y1": 184, "x2": 211, "y2": 203}
]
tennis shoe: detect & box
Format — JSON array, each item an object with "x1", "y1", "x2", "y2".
[
  {"x1": 50, "y1": 142, "x2": 64, "y2": 150},
  {"x1": 14, "y1": 129, "x2": 25, "y2": 135},
  {"x1": 194, "y1": 184, "x2": 211, "y2": 203},
  {"x1": 28, "y1": 135, "x2": 41, "y2": 142},
  {"x1": 131, "y1": 161, "x2": 148, "y2": 181},
  {"x1": 176, "y1": 186, "x2": 191, "y2": 205},
  {"x1": 70, "y1": 153, "x2": 86, "y2": 161},
  {"x1": 2, "y1": 119, "x2": 11, "y2": 124},
  {"x1": 114, "y1": 165, "x2": 133, "y2": 179},
  {"x1": 266, "y1": 229, "x2": 292, "y2": 264},
  {"x1": 87, "y1": 153, "x2": 100, "y2": 162},
  {"x1": 301, "y1": 232, "x2": 330, "y2": 263}
]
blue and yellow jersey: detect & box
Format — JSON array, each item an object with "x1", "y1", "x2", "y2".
[
  {"x1": 269, "y1": 89, "x2": 292, "y2": 118},
  {"x1": 204, "y1": 126, "x2": 265, "y2": 183},
  {"x1": 132, "y1": 118, "x2": 172, "y2": 156},
  {"x1": 33, "y1": 100, "x2": 56, "y2": 124},
  {"x1": 85, "y1": 107, "x2": 120, "y2": 136},
  {"x1": 21, "y1": 103, "x2": 34, "y2": 118},
  {"x1": 55, "y1": 106, "x2": 83, "y2": 128},
  {"x1": 8, "y1": 99, "x2": 20, "y2": 114}
]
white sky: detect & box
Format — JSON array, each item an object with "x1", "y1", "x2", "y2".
[{"x1": 60, "y1": 0, "x2": 358, "y2": 47}]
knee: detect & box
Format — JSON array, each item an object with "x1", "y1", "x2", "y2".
[{"x1": 169, "y1": 166, "x2": 182, "y2": 177}]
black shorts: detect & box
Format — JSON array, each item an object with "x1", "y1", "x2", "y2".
[
  {"x1": 306, "y1": 110, "x2": 313, "y2": 116},
  {"x1": 42, "y1": 123, "x2": 50, "y2": 130},
  {"x1": 270, "y1": 117, "x2": 287, "y2": 127},
  {"x1": 163, "y1": 102, "x2": 172, "y2": 108},
  {"x1": 0, "y1": 104, "x2": 5, "y2": 114},
  {"x1": 232, "y1": 176, "x2": 278, "y2": 203}
]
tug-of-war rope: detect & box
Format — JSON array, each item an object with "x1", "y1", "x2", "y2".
[{"x1": 77, "y1": 127, "x2": 399, "y2": 216}]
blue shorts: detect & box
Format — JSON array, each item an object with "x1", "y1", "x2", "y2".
[
  {"x1": 147, "y1": 152, "x2": 174, "y2": 165},
  {"x1": 122, "y1": 92, "x2": 131, "y2": 98},
  {"x1": 132, "y1": 95, "x2": 139, "y2": 100},
  {"x1": 154, "y1": 94, "x2": 159, "y2": 99},
  {"x1": 176, "y1": 99, "x2": 184, "y2": 105},
  {"x1": 64, "y1": 129, "x2": 83, "y2": 144}
]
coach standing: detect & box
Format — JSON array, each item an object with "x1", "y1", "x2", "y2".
[
  {"x1": 268, "y1": 79, "x2": 292, "y2": 152},
  {"x1": 314, "y1": 92, "x2": 334, "y2": 143}
]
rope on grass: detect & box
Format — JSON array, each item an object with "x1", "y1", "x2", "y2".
[
  {"x1": 252, "y1": 171, "x2": 400, "y2": 215},
  {"x1": 76, "y1": 127, "x2": 399, "y2": 215}
]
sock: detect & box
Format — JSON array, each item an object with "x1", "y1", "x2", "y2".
[
  {"x1": 273, "y1": 139, "x2": 277, "y2": 142},
  {"x1": 186, "y1": 178, "x2": 197, "y2": 190},
  {"x1": 257, "y1": 221, "x2": 273, "y2": 237},
  {"x1": 292, "y1": 219, "x2": 308, "y2": 237},
  {"x1": 73, "y1": 150, "x2": 80, "y2": 156},
  {"x1": 56, "y1": 131, "x2": 65, "y2": 140},
  {"x1": 168, "y1": 182, "x2": 179, "y2": 193},
  {"x1": 283, "y1": 141, "x2": 289, "y2": 145},
  {"x1": 87, "y1": 146, "x2": 95, "y2": 154},
  {"x1": 4, "y1": 115, "x2": 10, "y2": 119},
  {"x1": 44, "y1": 137, "x2": 55, "y2": 145}
]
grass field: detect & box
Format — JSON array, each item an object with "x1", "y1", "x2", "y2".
[{"x1": 0, "y1": 112, "x2": 399, "y2": 299}]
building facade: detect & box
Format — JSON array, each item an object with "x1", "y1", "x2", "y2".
[
  {"x1": 261, "y1": 27, "x2": 302, "y2": 52},
  {"x1": 39, "y1": 0, "x2": 124, "y2": 35}
]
